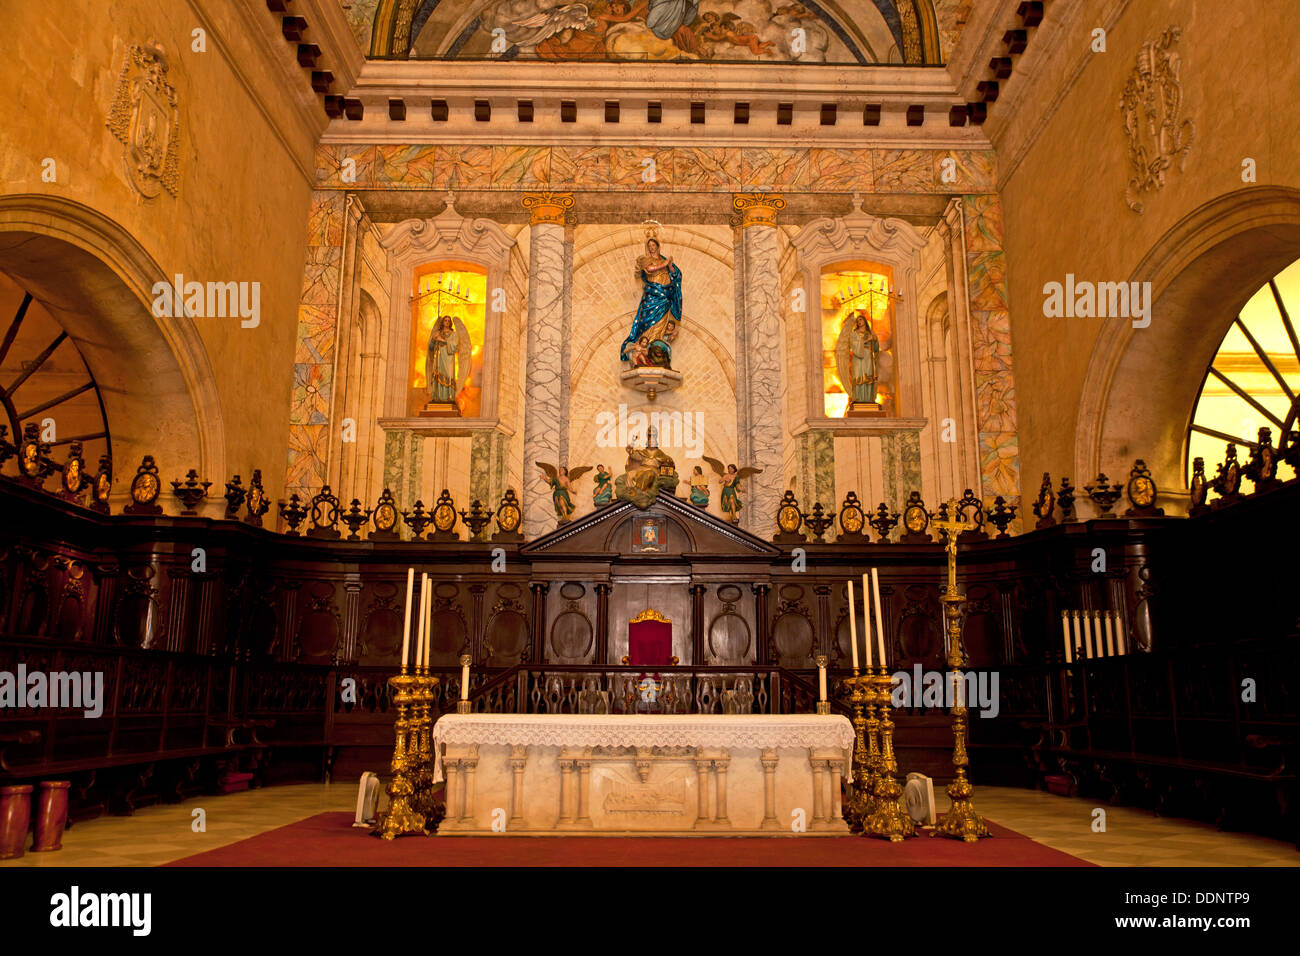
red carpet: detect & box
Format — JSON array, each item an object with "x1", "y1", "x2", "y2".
[{"x1": 166, "y1": 813, "x2": 1093, "y2": 866}]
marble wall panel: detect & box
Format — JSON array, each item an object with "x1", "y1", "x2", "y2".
[
  {"x1": 806, "y1": 149, "x2": 874, "y2": 192},
  {"x1": 872, "y1": 150, "x2": 935, "y2": 192},
  {"x1": 961, "y1": 196, "x2": 1020, "y2": 519}
]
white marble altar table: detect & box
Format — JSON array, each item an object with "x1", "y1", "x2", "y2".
[{"x1": 431, "y1": 713, "x2": 854, "y2": 836}]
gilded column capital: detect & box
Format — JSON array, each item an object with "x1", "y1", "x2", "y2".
[
  {"x1": 521, "y1": 191, "x2": 575, "y2": 226},
  {"x1": 733, "y1": 193, "x2": 786, "y2": 229}
]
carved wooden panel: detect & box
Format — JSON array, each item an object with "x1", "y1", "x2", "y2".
[
  {"x1": 115, "y1": 565, "x2": 162, "y2": 649},
  {"x1": 897, "y1": 584, "x2": 943, "y2": 671},
  {"x1": 429, "y1": 582, "x2": 468, "y2": 666},
  {"x1": 357, "y1": 580, "x2": 403, "y2": 666},
  {"x1": 17, "y1": 549, "x2": 51, "y2": 636},
  {"x1": 770, "y1": 584, "x2": 814, "y2": 667},
  {"x1": 298, "y1": 581, "x2": 341, "y2": 664},
  {"x1": 707, "y1": 583, "x2": 751, "y2": 664},
  {"x1": 53, "y1": 558, "x2": 87, "y2": 641},
  {"x1": 961, "y1": 583, "x2": 1002, "y2": 668},
  {"x1": 548, "y1": 582, "x2": 594, "y2": 664},
  {"x1": 486, "y1": 583, "x2": 528, "y2": 666}
]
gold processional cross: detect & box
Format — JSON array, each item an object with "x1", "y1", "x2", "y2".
[
  {"x1": 927, "y1": 499, "x2": 990, "y2": 841},
  {"x1": 931, "y1": 500, "x2": 974, "y2": 596}
]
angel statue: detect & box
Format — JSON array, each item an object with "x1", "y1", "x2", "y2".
[
  {"x1": 702, "y1": 456, "x2": 764, "y2": 524},
  {"x1": 620, "y1": 223, "x2": 682, "y2": 369},
  {"x1": 592, "y1": 464, "x2": 613, "y2": 505},
  {"x1": 535, "y1": 462, "x2": 592, "y2": 523},
  {"x1": 688, "y1": 464, "x2": 709, "y2": 508},
  {"x1": 836, "y1": 310, "x2": 880, "y2": 408}
]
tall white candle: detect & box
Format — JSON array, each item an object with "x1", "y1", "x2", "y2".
[
  {"x1": 871, "y1": 568, "x2": 886, "y2": 666},
  {"x1": 1083, "y1": 611, "x2": 1094, "y2": 659},
  {"x1": 861, "y1": 574, "x2": 874, "y2": 667},
  {"x1": 847, "y1": 580, "x2": 859, "y2": 670},
  {"x1": 416, "y1": 573, "x2": 429, "y2": 671},
  {"x1": 818, "y1": 660, "x2": 827, "y2": 701},
  {"x1": 422, "y1": 576, "x2": 433, "y2": 669},
  {"x1": 401, "y1": 567, "x2": 415, "y2": 670},
  {"x1": 1103, "y1": 612, "x2": 1115, "y2": 657},
  {"x1": 1071, "y1": 611, "x2": 1081, "y2": 661},
  {"x1": 1115, "y1": 611, "x2": 1127, "y2": 655},
  {"x1": 460, "y1": 656, "x2": 470, "y2": 701},
  {"x1": 1061, "y1": 611, "x2": 1073, "y2": 664}
]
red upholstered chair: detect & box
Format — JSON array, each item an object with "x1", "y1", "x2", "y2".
[{"x1": 622, "y1": 609, "x2": 678, "y2": 712}]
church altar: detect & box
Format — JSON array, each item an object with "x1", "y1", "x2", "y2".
[{"x1": 431, "y1": 714, "x2": 854, "y2": 836}]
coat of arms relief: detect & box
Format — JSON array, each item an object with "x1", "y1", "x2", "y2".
[
  {"x1": 106, "y1": 43, "x2": 181, "y2": 201},
  {"x1": 1120, "y1": 26, "x2": 1194, "y2": 213}
]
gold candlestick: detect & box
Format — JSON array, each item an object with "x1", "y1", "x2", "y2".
[
  {"x1": 375, "y1": 670, "x2": 426, "y2": 839},
  {"x1": 842, "y1": 671, "x2": 874, "y2": 832},
  {"x1": 410, "y1": 665, "x2": 442, "y2": 829},
  {"x1": 865, "y1": 664, "x2": 915, "y2": 840},
  {"x1": 930, "y1": 501, "x2": 991, "y2": 842}
]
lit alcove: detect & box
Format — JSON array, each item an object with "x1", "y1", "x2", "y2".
[
  {"x1": 819, "y1": 261, "x2": 898, "y2": 418},
  {"x1": 409, "y1": 261, "x2": 487, "y2": 418}
]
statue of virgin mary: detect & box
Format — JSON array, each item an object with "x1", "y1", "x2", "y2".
[
  {"x1": 427, "y1": 315, "x2": 460, "y2": 404},
  {"x1": 620, "y1": 234, "x2": 682, "y2": 365}
]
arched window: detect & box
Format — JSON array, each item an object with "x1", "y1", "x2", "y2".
[
  {"x1": 1187, "y1": 256, "x2": 1300, "y2": 484},
  {"x1": 0, "y1": 273, "x2": 111, "y2": 468}
]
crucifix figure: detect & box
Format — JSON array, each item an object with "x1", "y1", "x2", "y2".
[
  {"x1": 931, "y1": 500, "x2": 975, "y2": 595},
  {"x1": 928, "y1": 498, "x2": 991, "y2": 842}
]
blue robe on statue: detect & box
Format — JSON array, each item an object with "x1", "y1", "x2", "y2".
[{"x1": 621, "y1": 263, "x2": 683, "y2": 362}]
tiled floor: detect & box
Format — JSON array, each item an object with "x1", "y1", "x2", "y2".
[
  {"x1": 1, "y1": 784, "x2": 1295, "y2": 866},
  {"x1": 0, "y1": 783, "x2": 356, "y2": 868}
]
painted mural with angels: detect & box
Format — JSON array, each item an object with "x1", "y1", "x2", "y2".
[
  {"x1": 352, "y1": 0, "x2": 968, "y2": 65},
  {"x1": 472, "y1": 0, "x2": 855, "y2": 62}
]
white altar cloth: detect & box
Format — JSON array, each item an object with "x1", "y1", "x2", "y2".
[{"x1": 431, "y1": 713, "x2": 854, "y2": 835}]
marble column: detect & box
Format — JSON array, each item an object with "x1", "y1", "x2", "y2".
[
  {"x1": 509, "y1": 745, "x2": 527, "y2": 826},
  {"x1": 520, "y1": 192, "x2": 574, "y2": 539},
  {"x1": 733, "y1": 194, "x2": 786, "y2": 536}
]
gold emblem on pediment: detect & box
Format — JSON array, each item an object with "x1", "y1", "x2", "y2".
[
  {"x1": 106, "y1": 43, "x2": 181, "y2": 201},
  {"x1": 1120, "y1": 26, "x2": 1194, "y2": 214}
]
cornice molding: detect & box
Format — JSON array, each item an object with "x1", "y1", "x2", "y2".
[
  {"x1": 189, "y1": 0, "x2": 321, "y2": 184},
  {"x1": 985, "y1": 0, "x2": 1134, "y2": 190},
  {"x1": 323, "y1": 59, "x2": 990, "y2": 149}
]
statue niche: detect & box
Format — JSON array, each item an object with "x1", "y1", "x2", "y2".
[
  {"x1": 410, "y1": 265, "x2": 482, "y2": 418},
  {"x1": 620, "y1": 221, "x2": 683, "y2": 402}
]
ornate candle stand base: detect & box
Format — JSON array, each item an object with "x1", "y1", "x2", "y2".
[
  {"x1": 933, "y1": 769, "x2": 990, "y2": 842},
  {"x1": 375, "y1": 671, "x2": 426, "y2": 840},
  {"x1": 865, "y1": 666, "x2": 916, "y2": 841},
  {"x1": 842, "y1": 673, "x2": 874, "y2": 832},
  {"x1": 410, "y1": 671, "x2": 443, "y2": 830},
  {"x1": 932, "y1": 586, "x2": 991, "y2": 842}
]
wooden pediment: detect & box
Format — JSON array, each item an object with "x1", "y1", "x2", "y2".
[{"x1": 521, "y1": 491, "x2": 780, "y2": 557}]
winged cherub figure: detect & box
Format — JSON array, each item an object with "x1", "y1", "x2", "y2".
[
  {"x1": 702, "y1": 456, "x2": 763, "y2": 524},
  {"x1": 535, "y1": 462, "x2": 593, "y2": 523}
]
